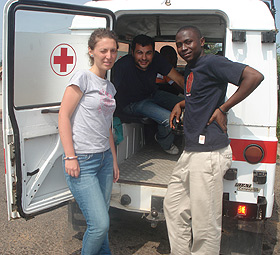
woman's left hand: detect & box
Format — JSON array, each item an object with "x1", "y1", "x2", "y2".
[{"x1": 113, "y1": 161, "x2": 119, "y2": 183}]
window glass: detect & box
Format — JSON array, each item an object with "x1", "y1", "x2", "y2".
[{"x1": 14, "y1": 10, "x2": 107, "y2": 108}]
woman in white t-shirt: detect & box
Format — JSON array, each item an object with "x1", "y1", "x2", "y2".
[{"x1": 59, "y1": 28, "x2": 119, "y2": 255}]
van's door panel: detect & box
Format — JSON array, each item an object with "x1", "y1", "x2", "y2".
[{"x1": 3, "y1": 0, "x2": 114, "y2": 219}]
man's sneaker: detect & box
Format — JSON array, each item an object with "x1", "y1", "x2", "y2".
[
  {"x1": 164, "y1": 144, "x2": 179, "y2": 155},
  {"x1": 154, "y1": 134, "x2": 179, "y2": 155}
]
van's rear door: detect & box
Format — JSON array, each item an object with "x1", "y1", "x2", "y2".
[{"x1": 2, "y1": 0, "x2": 115, "y2": 220}]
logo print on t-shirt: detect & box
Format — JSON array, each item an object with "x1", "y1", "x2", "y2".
[
  {"x1": 98, "y1": 89, "x2": 116, "y2": 115},
  {"x1": 185, "y1": 72, "x2": 193, "y2": 97}
]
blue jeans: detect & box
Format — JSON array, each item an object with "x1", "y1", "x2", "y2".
[
  {"x1": 63, "y1": 149, "x2": 113, "y2": 255},
  {"x1": 123, "y1": 90, "x2": 183, "y2": 150}
]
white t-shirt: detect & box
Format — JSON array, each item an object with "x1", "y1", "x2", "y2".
[{"x1": 68, "y1": 69, "x2": 116, "y2": 154}]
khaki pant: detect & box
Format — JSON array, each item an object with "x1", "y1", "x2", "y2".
[{"x1": 164, "y1": 145, "x2": 232, "y2": 255}]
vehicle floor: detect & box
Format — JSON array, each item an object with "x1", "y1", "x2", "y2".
[{"x1": 118, "y1": 135, "x2": 183, "y2": 187}]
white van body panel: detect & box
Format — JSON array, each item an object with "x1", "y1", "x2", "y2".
[{"x1": 83, "y1": 0, "x2": 275, "y2": 31}]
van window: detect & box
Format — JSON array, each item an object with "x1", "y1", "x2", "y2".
[
  {"x1": 155, "y1": 41, "x2": 223, "y2": 71},
  {"x1": 115, "y1": 13, "x2": 226, "y2": 70},
  {"x1": 13, "y1": 10, "x2": 107, "y2": 109},
  {"x1": 117, "y1": 42, "x2": 129, "y2": 59},
  {"x1": 155, "y1": 42, "x2": 186, "y2": 68}
]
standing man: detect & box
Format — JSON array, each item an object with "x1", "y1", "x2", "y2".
[
  {"x1": 164, "y1": 26, "x2": 264, "y2": 254},
  {"x1": 113, "y1": 34, "x2": 184, "y2": 155}
]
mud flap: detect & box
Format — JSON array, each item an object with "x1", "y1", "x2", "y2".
[
  {"x1": 220, "y1": 217, "x2": 264, "y2": 255},
  {"x1": 68, "y1": 200, "x2": 86, "y2": 232}
]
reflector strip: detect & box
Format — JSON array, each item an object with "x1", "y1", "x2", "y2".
[{"x1": 230, "y1": 139, "x2": 277, "y2": 164}]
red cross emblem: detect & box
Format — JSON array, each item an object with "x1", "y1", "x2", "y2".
[{"x1": 50, "y1": 43, "x2": 77, "y2": 76}]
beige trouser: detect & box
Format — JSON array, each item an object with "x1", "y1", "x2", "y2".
[{"x1": 164, "y1": 145, "x2": 232, "y2": 255}]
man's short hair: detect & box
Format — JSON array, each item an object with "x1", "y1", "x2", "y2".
[
  {"x1": 131, "y1": 34, "x2": 155, "y2": 52},
  {"x1": 176, "y1": 26, "x2": 203, "y2": 39}
]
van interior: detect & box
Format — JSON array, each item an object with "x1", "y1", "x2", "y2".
[{"x1": 111, "y1": 12, "x2": 226, "y2": 188}]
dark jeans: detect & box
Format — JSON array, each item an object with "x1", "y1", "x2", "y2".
[{"x1": 123, "y1": 90, "x2": 183, "y2": 150}]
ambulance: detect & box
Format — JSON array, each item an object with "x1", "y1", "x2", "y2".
[{"x1": 2, "y1": 0, "x2": 278, "y2": 253}]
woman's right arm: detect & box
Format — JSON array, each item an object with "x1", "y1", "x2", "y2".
[{"x1": 58, "y1": 85, "x2": 83, "y2": 178}]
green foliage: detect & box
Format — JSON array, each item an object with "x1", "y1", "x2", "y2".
[
  {"x1": 204, "y1": 43, "x2": 222, "y2": 55},
  {"x1": 277, "y1": 44, "x2": 280, "y2": 81},
  {"x1": 277, "y1": 113, "x2": 280, "y2": 143}
]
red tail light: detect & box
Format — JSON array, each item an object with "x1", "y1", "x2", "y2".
[
  {"x1": 237, "y1": 205, "x2": 247, "y2": 216},
  {"x1": 243, "y1": 144, "x2": 264, "y2": 164}
]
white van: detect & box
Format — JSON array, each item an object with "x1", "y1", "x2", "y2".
[{"x1": 2, "y1": 0, "x2": 278, "y2": 253}]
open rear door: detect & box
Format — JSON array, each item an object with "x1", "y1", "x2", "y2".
[{"x1": 2, "y1": 0, "x2": 115, "y2": 220}]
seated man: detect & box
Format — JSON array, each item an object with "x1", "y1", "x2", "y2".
[
  {"x1": 156, "y1": 45, "x2": 184, "y2": 95},
  {"x1": 113, "y1": 34, "x2": 184, "y2": 155}
]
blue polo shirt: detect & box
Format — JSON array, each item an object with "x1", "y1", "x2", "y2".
[{"x1": 183, "y1": 54, "x2": 246, "y2": 152}]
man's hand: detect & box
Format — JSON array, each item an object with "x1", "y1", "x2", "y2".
[
  {"x1": 170, "y1": 101, "x2": 184, "y2": 129},
  {"x1": 207, "y1": 108, "x2": 228, "y2": 133}
]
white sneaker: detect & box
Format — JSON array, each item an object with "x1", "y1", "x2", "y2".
[
  {"x1": 164, "y1": 144, "x2": 179, "y2": 155},
  {"x1": 155, "y1": 134, "x2": 179, "y2": 155}
]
